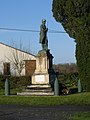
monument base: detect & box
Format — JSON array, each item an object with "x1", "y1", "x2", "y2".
[
  {"x1": 17, "y1": 50, "x2": 55, "y2": 96},
  {"x1": 31, "y1": 49, "x2": 55, "y2": 84},
  {"x1": 17, "y1": 84, "x2": 54, "y2": 96},
  {"x1": 32, "y1": 74, "x2": 49, "y2": 84}
]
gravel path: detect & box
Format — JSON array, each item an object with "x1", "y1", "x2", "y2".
[{"x1": 0, "y1": 105, "x2": 90, "y2": 120}]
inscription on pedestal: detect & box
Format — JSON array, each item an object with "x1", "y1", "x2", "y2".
[
  {"x1": 32, "y1": 74, "x2": 49, "y2": 84},
  {"x1": 35, "y1": 75, "x2": 45, "y2": 83}
]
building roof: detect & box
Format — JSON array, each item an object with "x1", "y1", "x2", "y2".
[{"x1": 0, "y1": 42, "x2": 36, "y2": 57}]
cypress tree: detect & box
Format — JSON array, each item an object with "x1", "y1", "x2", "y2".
[{"x1": 52, "y1": 0, "x2": 90, "y2": 91}]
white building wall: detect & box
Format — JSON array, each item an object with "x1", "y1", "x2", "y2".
[{"x1": 0, "y1": 43, "x2": 36, "y2": 76}]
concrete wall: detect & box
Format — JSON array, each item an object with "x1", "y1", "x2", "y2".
[{"x1": 0, "y1": 42, "x2": 36, "y2": 76}]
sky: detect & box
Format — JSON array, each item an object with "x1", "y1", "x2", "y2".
[{"x1": 0, "y1": 0, "x2": 76, "y2": 64}]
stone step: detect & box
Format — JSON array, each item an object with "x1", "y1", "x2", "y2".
[
  {"x1": 26, "y1": 87, "x2": 52, "y2": 90},
  {"x1": 17, "y1": 91, "x2": 54, "y2": 96},
  {"x1": 27, "y1": 84, "x2": 51, "y2": 89},
  {"x1": 25, "y1": 89, "x2": 52, "y2": 92},
  {"x1": 17, "y1": 84, "x2": 54, "y2": 96}
]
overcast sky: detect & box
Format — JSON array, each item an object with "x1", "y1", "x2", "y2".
[{"x1": 0, "y1": 0, "x2": 76, "y2": 64}]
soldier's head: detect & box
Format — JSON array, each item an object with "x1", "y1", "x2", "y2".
[{"x1": 42, "y1": 19, "x2": 46, "y2": 24}]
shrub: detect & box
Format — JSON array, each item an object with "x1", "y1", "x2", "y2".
[{"x1": 0, "y1": 75, "x2": 31, "y2": 90}]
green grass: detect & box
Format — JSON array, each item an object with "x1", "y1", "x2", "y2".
[
  {"x1": 69, "y1": 112, "x2": 90, "y2": 120},
  {"x1": 0, "y1": 89, "x2": 17, "y2": 95},
  {"x1": 0, "y1": 92, "x2": 90, "y2": 105}
]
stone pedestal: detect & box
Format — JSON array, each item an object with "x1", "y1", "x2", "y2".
[
  {"x1": 32, "y1": 74, "x2": 49, "y2": 84},
  {"x1": 17, "y1": 50, "x2": 55, "y2": 96},
  {"x1": 32, "y1": 50, "x2": 54, "y2": 85}
]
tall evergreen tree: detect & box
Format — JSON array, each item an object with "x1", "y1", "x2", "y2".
[{"x1": 52, "y1": 0, "x2": 90, "y2": 91}]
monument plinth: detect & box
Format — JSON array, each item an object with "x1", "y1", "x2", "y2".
[{"x1": 32, "y1": 49, "x2": 54, "y2": 85}]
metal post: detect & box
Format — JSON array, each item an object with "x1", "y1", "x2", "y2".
[
  {"x1": 78, "y1": 79, "x2": 82, "y2": 93},
  {"x1": 5, "y1": 78, "x2": 10, "y2": 96},
  {"x1": 54, "y1": 78, "x2": 59, "y2": 96}
]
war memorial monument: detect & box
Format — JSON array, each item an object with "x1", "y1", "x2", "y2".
[{"x1": 17, "y1": 19, "x2": 55, "y2": 95}]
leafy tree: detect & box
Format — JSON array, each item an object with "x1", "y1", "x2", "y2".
[
  {"x1": 53, "y1": 63, "x2": 78, "y2": 74},
  {"x1": 53, "y1": 63, "x2": 78, "y2": 87},
  {"x1": 52, "y1": 0, "x2": 90, "y2": 91}
]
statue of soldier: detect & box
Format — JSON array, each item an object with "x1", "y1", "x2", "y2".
[{"x1": 39, "y1": 19, "x2": 48, "y2": 51}]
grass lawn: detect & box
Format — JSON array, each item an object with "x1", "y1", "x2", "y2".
[
  {"x1": 69, "y1": 112, "x2": 90, "y2": 120},
  {"x1": 0, "y1": 91, "x2": 90, "y2": 106}
]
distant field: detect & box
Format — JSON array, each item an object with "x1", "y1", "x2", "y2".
[{"x1": 0, "y1": 92, "x2": 90, "y2": 105}]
